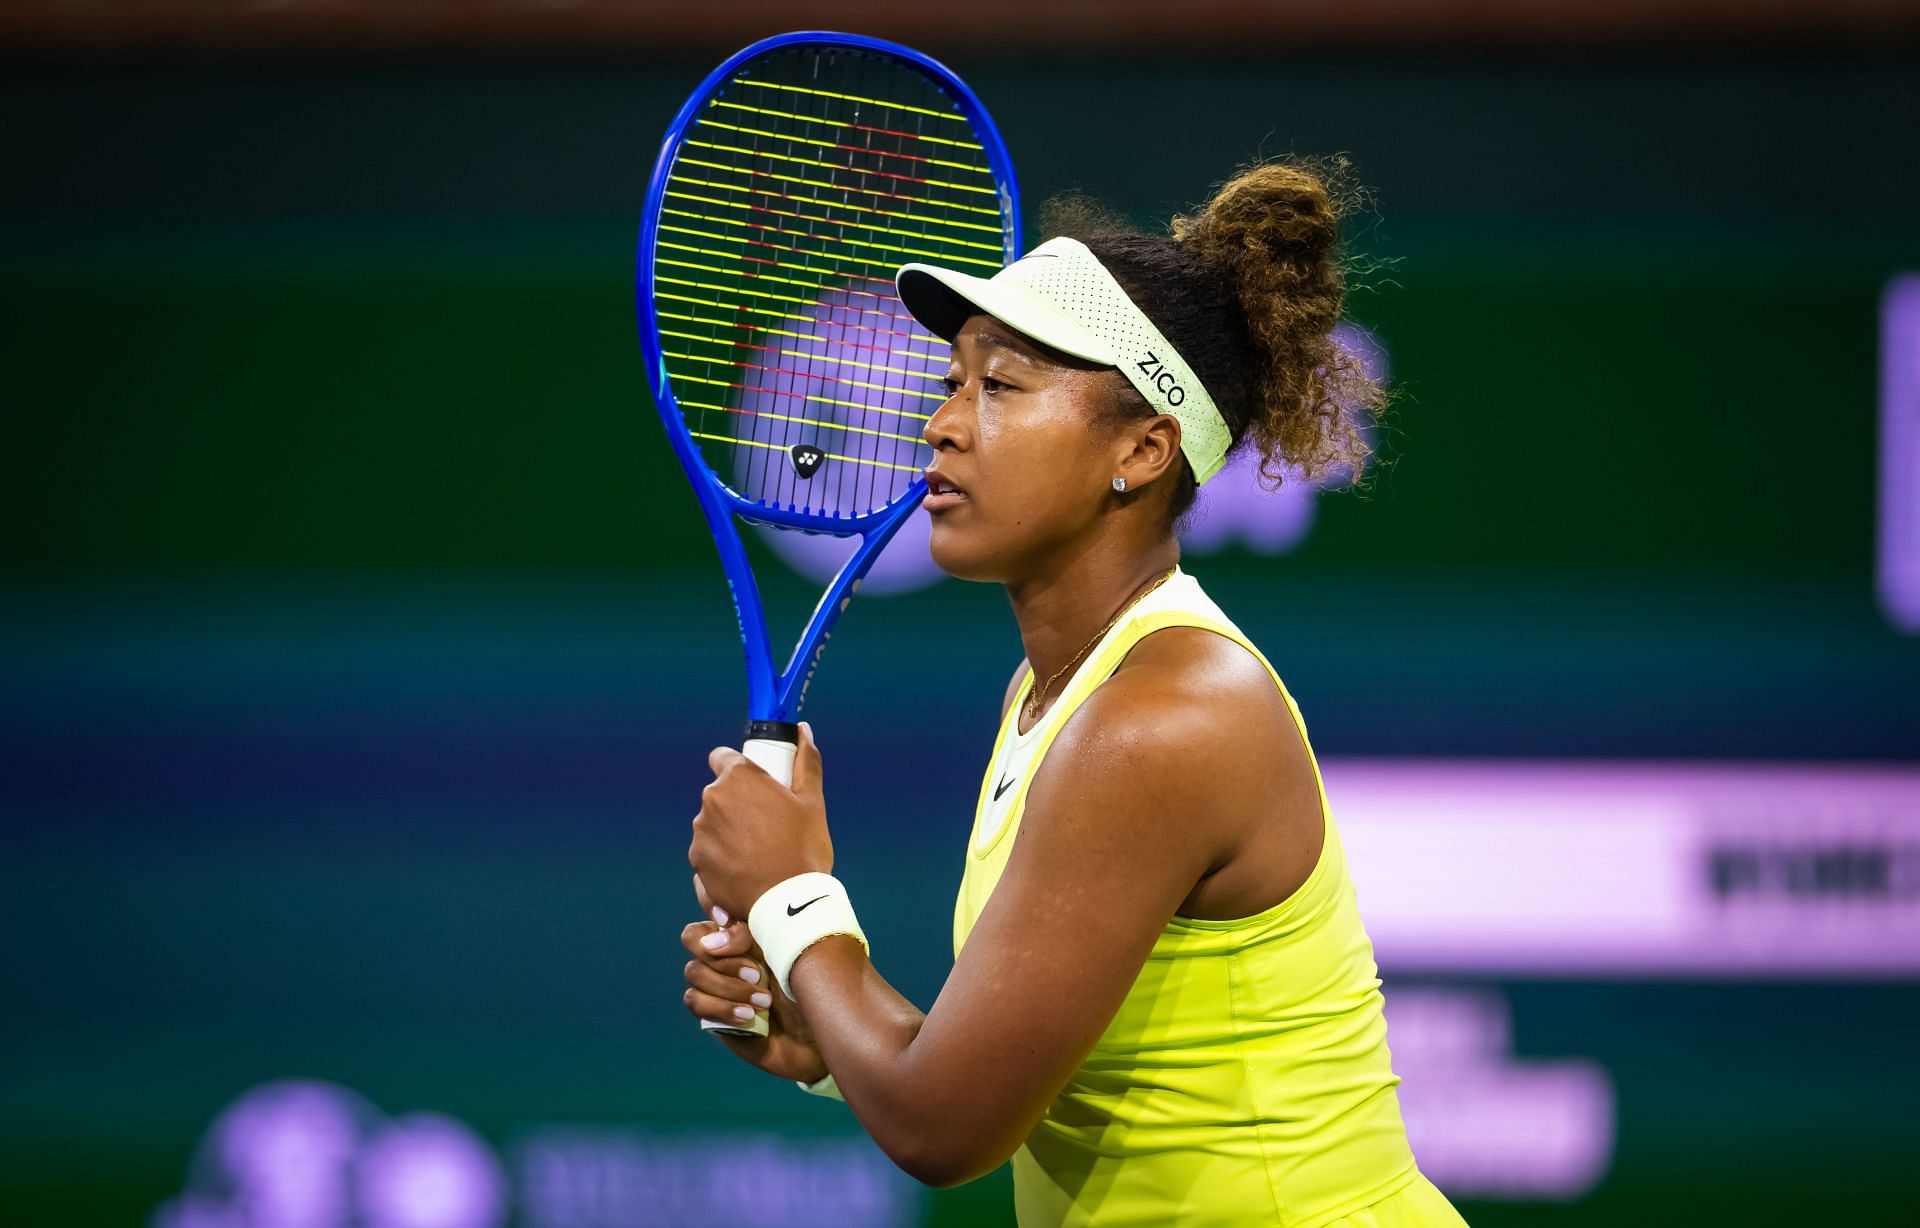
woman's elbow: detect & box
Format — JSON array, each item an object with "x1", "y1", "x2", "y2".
[
  {"x1": 853, "y1": 1064, "x2": 1038, "y2": 1187},
  {"x1": 875, "y1": 1128, "x2": 1015, "y2": 1189}
]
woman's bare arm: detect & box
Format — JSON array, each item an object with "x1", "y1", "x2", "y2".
[
  {"x1": 687, "y1": 630, "x2": 1312, "y2": 1186},
  {"x1": 783, "y1": 632, "x2": 1301, "y2": 1185}
]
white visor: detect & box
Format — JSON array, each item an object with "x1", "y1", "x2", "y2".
[{"x1": 895, "y1": 236, "x2": 1232, "y2": 485}]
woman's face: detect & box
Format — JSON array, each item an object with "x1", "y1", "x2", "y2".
[{"x1": 921, "y1": 313, "x2": 1127, "y2": 583}]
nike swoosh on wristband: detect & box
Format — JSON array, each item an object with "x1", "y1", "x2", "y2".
[
  {"x1": 786, "y1": 894, "x2": 830, "y2": 917},
  {"x1": 994, "y1": 774, "x2": 1017, "y2": 801}
]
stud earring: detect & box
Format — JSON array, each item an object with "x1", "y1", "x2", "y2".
[{"x1": 1112, "y1": 476, "x2": 1127, "y2": 493}]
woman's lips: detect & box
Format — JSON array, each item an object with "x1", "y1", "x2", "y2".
[{"x1": 924, "y1": 471, "x2": 968, "y2": 513}]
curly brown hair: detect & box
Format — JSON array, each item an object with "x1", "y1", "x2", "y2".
[{"x1": 1038, "y1": 157, "x2": 1387, "y2": 523}]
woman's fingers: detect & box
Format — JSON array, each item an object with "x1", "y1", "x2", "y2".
[
  {"x1": 679, "y1": 922, "x2": 769, "y2": 999},
  {"x1": 684, "y1": 959, "x2": 775, "y2": 1011},
  {"x1": 679, "y1": 918, "x2": 753, "y2": 959},
  {"x1": 682, "y1": 984, "x2": 765, "y2": 1028},
  {"x1": 678, "y1": 913, "x2": 770, "y2": 1034},
  {"x1": 678, "y1": 917, "x2": 772, "y2": 1027}
]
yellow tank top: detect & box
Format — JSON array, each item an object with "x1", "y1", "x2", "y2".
[{"x1": 954, "y1": 569, "x2": 1428, "y2": 1228}]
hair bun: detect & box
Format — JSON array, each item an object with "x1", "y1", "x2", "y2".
[
  {"x1": 1175, "y1": 161, "x2": 1340, "y2": 260},
  {"x1": 1172, "y1": 160, "x2": 1346, "y2": 339},
  {"x1": 1171, "y1": 157, "x2": 1377, "y2": 489}
]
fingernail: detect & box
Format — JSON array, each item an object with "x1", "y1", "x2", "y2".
[
  {"x1": 733, "y1": 1005, "x2": 756, "y2": 1021},
  {"x1": 738, "y1": 966, "x2": 761, "y2": 985},
  {"x1": 711, "y1": 906, "x2": 729, "y2": 927},
  {"x1": 750, "y1": 992, "x2": 773, "y2": 1009},
  {"x1": 700, "y1": 931, "x2": 728, "y2": 950}
]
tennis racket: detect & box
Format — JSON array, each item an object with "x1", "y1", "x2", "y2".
[{"x1": 637, "y1": 31, "x2": 1020, "y2": 1036}]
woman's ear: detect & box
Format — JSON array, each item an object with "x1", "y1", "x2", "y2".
[{"x1": 1115, "y1": 413, "x2": 1184, "y2": 492}]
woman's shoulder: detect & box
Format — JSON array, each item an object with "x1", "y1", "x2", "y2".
[
  {"x1": 1113, "y1": 622, "x2": 1282, "y2": 720},
  {"x1": 1010, "y1": 626, "x2": 1300, "y2": 906},
  {"x1": 1079, "y1": 625, "x2": 1322, "y2": 917},
  {"x1": 1054, "y1": 626, "x2": 1294, "y2": 798}
]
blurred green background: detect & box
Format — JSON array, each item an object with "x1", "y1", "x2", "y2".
[{"x1": 3, "y1": 16, "x2": 1919, "y2": 1228}]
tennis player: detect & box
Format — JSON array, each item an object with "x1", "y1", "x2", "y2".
[{"x1": 682, "y1": 160, "x2": 1468, "y2": 1227}]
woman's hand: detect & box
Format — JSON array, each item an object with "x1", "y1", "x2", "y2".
[
  {"x1": 681, "y1": 876, "x2": 828, "y2": 1084},
  {"x1": 687, "y1": 722, "x2": 832, "y2": 920}
]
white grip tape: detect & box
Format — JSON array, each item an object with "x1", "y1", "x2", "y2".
[
  {"x1": 700, "y1": 1013, "x2": 769, "y2": 1039},
  {"x1": 747, "y1": 872, "x2": 868, "y2": 1001},
  {"x1": 742, "y1": 736, "x2": 797, "y2": 786},
  {"x1": 697, "y1": 734, "x2": 795, "y2": 1040}
]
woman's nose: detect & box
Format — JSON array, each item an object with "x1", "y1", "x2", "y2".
[{"x1": 923, "y1": 389, "x2": 968, "y2": 451}]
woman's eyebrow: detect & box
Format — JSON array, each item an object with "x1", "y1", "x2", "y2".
[{"x1": 956, "y1": 328, "x2": 1044, "y2": 366}]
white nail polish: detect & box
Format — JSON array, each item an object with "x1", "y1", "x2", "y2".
[
  {"x1": 739, "y1": 966, "x2": 761, "y2": 985},
  {"x1": 711, "y1": 905, "x2": 729, "y2": 927},
  {"x1": 750, "y1": 992, "x2": 772, "y2": 1009},
  {"x1": 733, "y1": 1005, "x2": 756, "y2": 1021},
  {"x1": 700, "y1": 931, "x2": 728, "y2": 950}
]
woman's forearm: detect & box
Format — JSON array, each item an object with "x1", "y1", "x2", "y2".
[{"x1": 788, "y1": 937, "x2": 1022, "y2": 1187}]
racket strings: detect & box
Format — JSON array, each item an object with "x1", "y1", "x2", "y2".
[
  {"x1": 664, "y1": 174, "x2": 1007, "y2": 239},
  {"x1": 655, "y1": 44, "x2": 1011, "y2": 520}
]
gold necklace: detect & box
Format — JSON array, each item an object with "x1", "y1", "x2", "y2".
[{"x1": 1023, "y1": 566, "x2": 1179, "y2": 726}]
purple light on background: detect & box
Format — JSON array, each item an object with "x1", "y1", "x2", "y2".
[
  {"x1": 155, "y1": 1199, "x2": 246, "y2": 1228},
  {"x1": 515, "y1": 1129, "x2": 921, "y2": 1228},
  {"x1": 1325, "y1": 758, "x2": 1920, "y2": 976},
  {"x1": 152, "y1": 1081, "x2": 506, "y2": 1228},
  {"x1": 756, "y1": 507, "x2": 939, "y2": 596},
  {"x1": 211, "y1": 1081, "x2": 367, "y2": 1228},
  {"x1": 733, "y1": 283, "x2": 950, "y2": 595},
  {"x1": 1179, "y1": 445, "x2": 1319, "y2": 554},
  {"x1": 153, "y1": 1081, "x2": 366, "y2": 1228},
  {"x1": 1179, "y1": 320, "x2": 1387, "y2": 557},
  {"x1": 1881, "y1": 275, "x2": 1920, "y2": 633},
  {"x1": 1387, "y1": 988, "x2": 1614, "y2": 1201},
  {"x1": 357, "y1": 1114, "x2": 505, "y2": 1228}
]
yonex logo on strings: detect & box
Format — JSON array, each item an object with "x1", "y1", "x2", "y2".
[
  {"x1": 1135, "y1": 352, "x2": 1186, "y2": 406},
  {"x1": 790, "y1": 444, "x2": 824, "y2": 478}
]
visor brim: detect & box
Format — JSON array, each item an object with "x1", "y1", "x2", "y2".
[{"x1": 895, "y1": 263, "x2": 1119, "y2": 367}]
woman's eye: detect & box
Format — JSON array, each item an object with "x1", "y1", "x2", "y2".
[{"x1": 937, "y1": 375, "x2": 1009, "y2": 396}]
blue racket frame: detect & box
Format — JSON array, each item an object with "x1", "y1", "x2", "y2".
[{"x1": 636, "y1": 30, "x2": 1021, "y2": 723}]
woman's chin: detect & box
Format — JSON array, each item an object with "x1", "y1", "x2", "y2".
[{"x1": 927, "y1": 519, "x2": 1001, "y2": 583}]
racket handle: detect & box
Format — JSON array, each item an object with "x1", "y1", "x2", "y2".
[
  {"x1": 699, "y1": 721, "x2": 800, "y2": 1039},
  {"x1": 703, "y1": 1013, "x2": 770, "y2": 1038},
  {"x1": 741, "y1": 719, "x2": 799, "y2": 787}
]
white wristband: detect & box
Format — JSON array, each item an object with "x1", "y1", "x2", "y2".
[{"x1": 747, "y1": 872, "x2": 868, "y2": 1000}]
